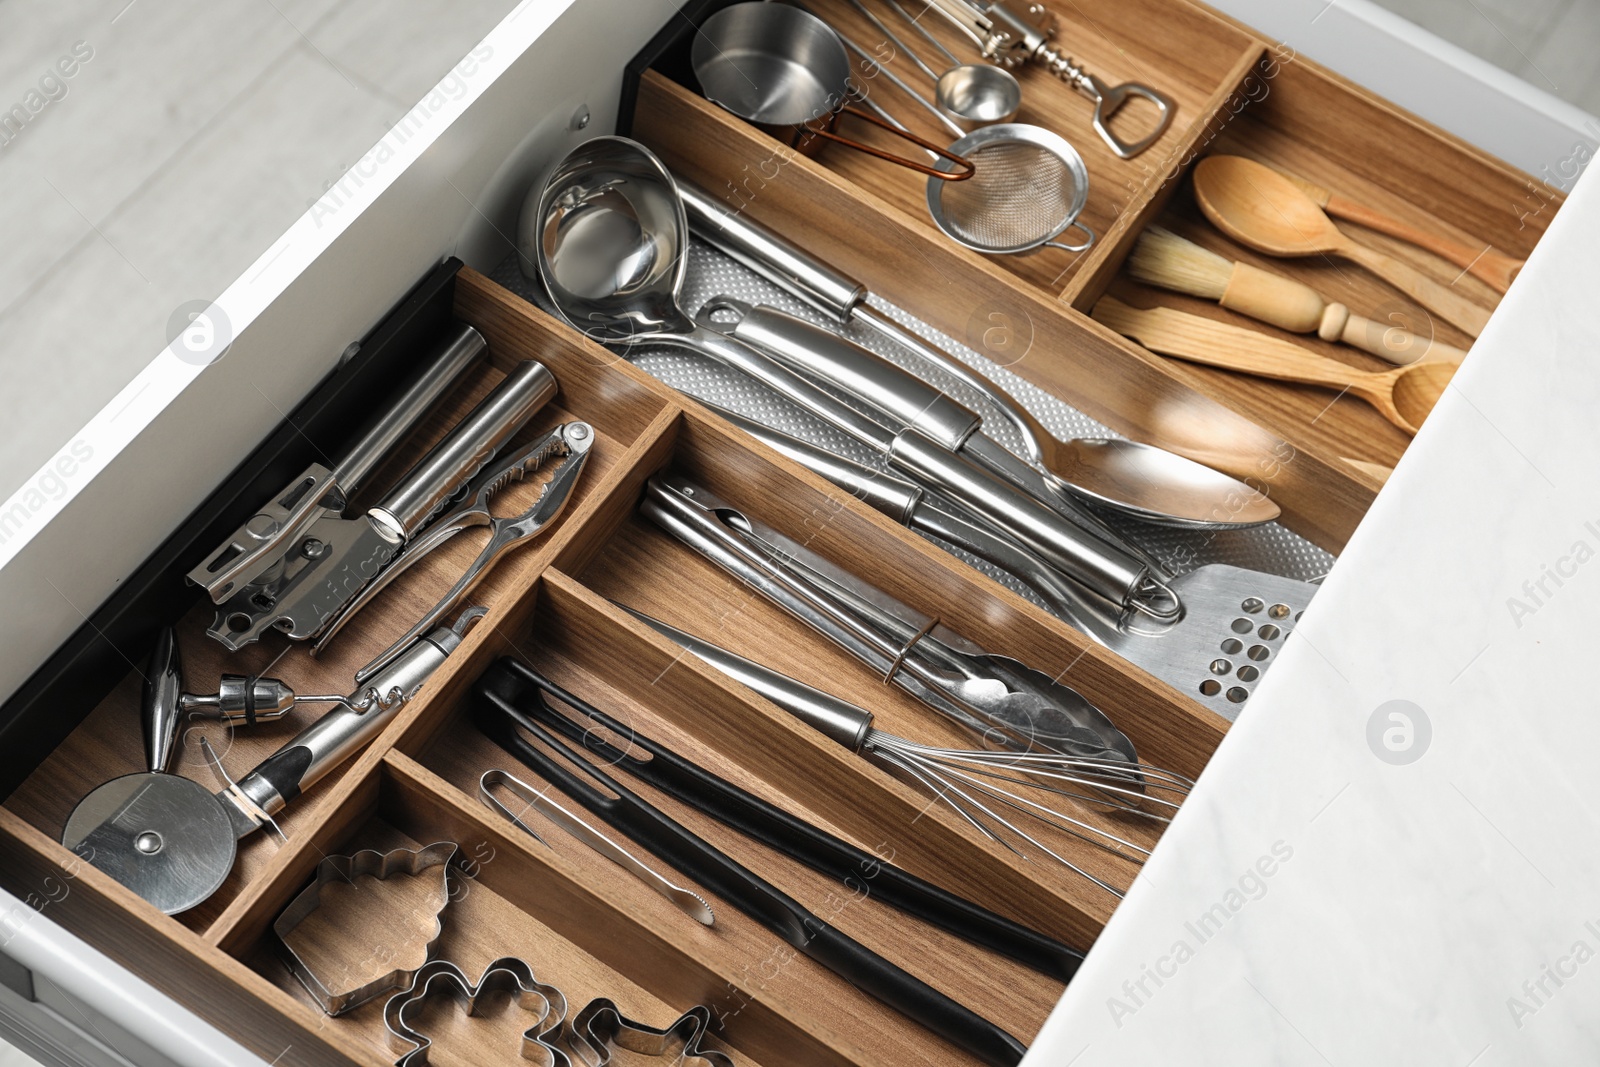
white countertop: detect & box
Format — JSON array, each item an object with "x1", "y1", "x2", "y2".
[{"x1": 1026, "y1": 149, "x2": 1600, "y2": 1063}]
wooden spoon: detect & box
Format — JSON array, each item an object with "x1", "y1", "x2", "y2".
[
  {"x1": 1093, "y1": 296, "x2": 1454, "y2": 436},
  {"x1": 1276, "y1": 166, "x2": 1523, "y2": 293},
  {"x1": 1193, "y1": 156, "x2": 1491, "y2": 338}
]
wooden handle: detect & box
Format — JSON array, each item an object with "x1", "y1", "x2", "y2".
[
  {"x1": 1339, "y1": 456, "x2": 1394, "y2": 485},
  {"x1": 1092, "y1": 297, "x2": 1376, "y2": 391},
  {"x1": 1322, "y1": 305, "x2": 1469, "y2": 366},
  {"x1": 1326, "y1": 193, "x2": 1522, "y2": 293},
  {"x1": 1339, "y1": 242, "x2": 1491, "y2": 338},
  {"x1": 1280, "y1": 170, "x2": 1332, "y2": 207}
]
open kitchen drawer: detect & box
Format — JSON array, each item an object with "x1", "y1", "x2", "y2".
[{"x1": 0, "y1": 0, "x2": 1564, "y2": 1065}]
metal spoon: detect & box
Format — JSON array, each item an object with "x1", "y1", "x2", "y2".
[
  {"x1": 535, "y1": 136, "x2": 1177, "y2": 617},
  {"x1": 844, "y1": 0, "x2": 1021, "y2": 130}
]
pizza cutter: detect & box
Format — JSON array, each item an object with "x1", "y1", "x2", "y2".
[{"x1": 62, "y1": 610, "x2": 482, "y2": 914}]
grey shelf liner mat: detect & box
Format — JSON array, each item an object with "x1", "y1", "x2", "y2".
[{"x1": 490, "y1": 242, "x2": 1335, "y2": 613}]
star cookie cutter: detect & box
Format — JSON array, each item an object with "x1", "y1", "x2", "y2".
[
  {"x1": 570, "y1": 998, "x2": 733, "y2": 1067},
  {"x1": 383, "y1": 957, "x2": 569, "y2": 1067},
  {"x1": 273, "y1": 841, "x2": 462, "y2": 1015}
]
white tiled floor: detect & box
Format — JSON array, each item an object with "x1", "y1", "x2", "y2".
[
  {"x1": 0, "y1": 2, "x2": 515, "y2": 1062},
  {"x1": 0, "y1": 0, "x2": 520, "y2": 503},
  {"x1": 1373, "y1": 0, "x2": 1600, "y2": 115}
]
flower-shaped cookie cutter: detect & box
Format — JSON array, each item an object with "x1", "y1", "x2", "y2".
[
  {"x1": 273, "y1": 841, "x2": 462, "y2": 1015},
  {"x1": 569, "y1": 998, "x2": 733, "y2": 1067},
  {"x1": 383, "y1": 957, "x2": 569, "y2": 1067}
]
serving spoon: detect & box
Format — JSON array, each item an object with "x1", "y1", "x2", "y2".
[{"x1": 1193, "y1": 155, "x2": 1491, "y2": 338}]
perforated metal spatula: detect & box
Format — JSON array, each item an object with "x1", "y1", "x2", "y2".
[{"x1": 1078, "y1": 565, "x2": 1317, "y2": 719}]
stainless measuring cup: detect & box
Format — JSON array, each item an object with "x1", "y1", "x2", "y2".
[{"x1": 692, "y1": 2, "x2": 975, "y2": 181}]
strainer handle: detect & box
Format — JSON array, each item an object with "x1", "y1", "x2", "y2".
[
  {"x1": 809, "y1": 106, "x2": 977, "y2": 180},
  {"x1": 1045, "y1": 219, "x2": 1096, "y2": 254}
]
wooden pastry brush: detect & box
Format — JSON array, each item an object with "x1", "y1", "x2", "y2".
[{"x1": 1128, "y1": 227, "x2": 1467, "y2": 366}]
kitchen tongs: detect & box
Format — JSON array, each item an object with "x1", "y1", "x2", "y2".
[
  {"x1": 475, "y1": 658, "x2": 1066, "y2": 1067},
  {"x1": 642, "y1": 474, "x2": 1139, "y2": 767}
]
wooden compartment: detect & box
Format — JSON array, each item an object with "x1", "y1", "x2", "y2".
[
  {"x1": 1066, "y1": 49, "x2": 1561, "y2": 473},
  {"x1": 231, "y1": 757, "x2": 764, "y2": 1067},
  {"x1": 707, "y1": 0, "x2": 1263, "y2": 297},
  {"x1": 377, "y1": 575, "x2": 1074, "y2": 1065},
  {"x1": 0, "y1": 1, "x2": 1568, "y2": 1063},
  {"x1": 634, "y1": 0, "x2": 1564, "y2": 527},
  {"x1": 1, "y1": 282, "x2": 676, "y2": 936}
]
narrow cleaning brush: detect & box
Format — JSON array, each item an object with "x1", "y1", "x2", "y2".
[{"x1": 1128, "y1": 227, "x2": 1467, "y2": 365}]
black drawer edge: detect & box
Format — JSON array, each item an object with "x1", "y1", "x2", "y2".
[
  {"x1": 617, "y1": 0, "x2": 739, "y2": 137},
  {"x1": 0, "y1": 258, "x2": 466, "y2": 799}
]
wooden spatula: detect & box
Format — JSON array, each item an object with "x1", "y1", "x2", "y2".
[
  {"x1": 1275, "y1": 166, "x2": 1522, "y2": 294},
  {"x1": 1093, "y1": 296, "x2": 1455, "y2": 436}
]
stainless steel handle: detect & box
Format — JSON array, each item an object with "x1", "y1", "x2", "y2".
[
  {"x1": 186, "y1": 324, "x2": 486, "y2": 600},
  {"x1": 718, "y1": 411, "x2": 1114, "y2": 631},
  {"x1": 683, "y1": 322, "x2": 1143, "y2": 606},
  {"x1": 231, "y1": 618, "x2": 475, "y2": 826},
  {"x1": 708, "y1": 404, "x2": 922, "y2": 522},
  {"x1": 720, "y1": 302, "x2": 982, "y2": 451},
  {"x1": 619, "y1": 606, "x2": 874, "y2": 751},
  {"x1": 676, "y1": 175, "x2": 1046, "y2": 461},
  {"x1": 888, "y1": 429, "x2": 1146, "y2": 607},
  {"x1": 335, "y1": 323, "x2": 488, "y2": 491},
  {"x1": 676, "y1": 178, "x2": 866, "y2": 319},
  {"x1": 660, "y1": 326, "x2": 898, "y2": 451},
  {"x1": 371, "y1": 360, "x2": 557, "y2": 538},
  {"x1": 142, "y1": 627, "x2": 184, "y2": 774}
]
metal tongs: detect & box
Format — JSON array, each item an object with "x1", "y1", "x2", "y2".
[
  {"x1": 642, "y1": 474, "x2": 1139, "y2": 767},
  {"x1": 314, "y1": 422, "x2": 594, "y2": 680},
  {"x1": 922, "y1": 0, "x2": 1175, "y2": 158}
]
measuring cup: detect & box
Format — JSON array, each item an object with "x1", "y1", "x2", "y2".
[{"x1": 692, "y1": 3, "x2": 975, "y2": 180}]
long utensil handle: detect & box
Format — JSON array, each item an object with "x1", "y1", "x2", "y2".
[
  {"x1": 229, "y1": 617, "x2": 476, "y2": 828},
  {"x1": 1329, "y1": 306, "x2": 1468, "y2": 366},
  {"x1": 676, "y1": 175, "x2": 1046, "y2": 460},
  {"x1": 676, "y1": 178, "x2": 868, "y2": 320},
  {"x1": 706, "y1": 403, "x2": 924, "y2": 520},
  {"x1": 335, "y1": 323, "x2": 488, "y2": 490},
  {"x1": 719, "y1": 300, "x2": 982, "y2": 451},
  {"x1": 664, "y1": 327, "x2": 899, "y2": 450},
  {"x1": 1323, "y1": 192, "x2": 1521, "y2": 293},
  {"x1": 488, "y1": 655, "x2": 1087, "y2": 983},
  {"x1": 889, "y1": 429, "x2": 1148, "y2": 607},
  {"x1": 684, "y1": 318, "x2": 1146, "y2": 606},
  {"x1": 1340, "y1": 242, "x2": 1491, "y2": 338},
  {"x1": 476, "y1": 686, "x2": 1029, "y2": 1067},
  {"x1": 371, "y1": 360, "x2": 556, "y2": 537},
  {"x1": 187, "y1": 324, "x2": 486, "y2": 600},
  {"x1": 641, "y1": 480, "x2": 998, "y2": 737},
  {"x1": 1093, "y1": 297, "x2": 1382, "y2": 391},
  {"x1": 618, "y1": 606, "x2": 875, "y2": 750},
  {"x1": 717, "y1": 408, "x2": 1118, "y2": 637}
]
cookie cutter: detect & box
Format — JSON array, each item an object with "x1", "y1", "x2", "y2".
[
  {"x1": 383, "y1": 957, "x2": 569, "y2": 1067},
  {"x1": 273, "y1": 841, "x2": 462, "y2": 1015},
  {"x1": 570, "y1": 998, "x2": 733, "y2": 1067}
]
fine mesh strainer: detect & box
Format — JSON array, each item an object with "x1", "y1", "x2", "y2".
[{"x1": 927, "y1": 123, "x2": 1095, "y2": 256}]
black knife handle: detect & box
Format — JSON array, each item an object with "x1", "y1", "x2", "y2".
[
  {"x1": 471, "y1": 669, "x2": 1028, "y2": 1067},
  {"x1": 488, "y1": 657, "x2": 1084, "y2": 983}
]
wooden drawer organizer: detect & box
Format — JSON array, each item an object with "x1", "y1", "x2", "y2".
[{"x1": 0, "y1": 2, "x2": 1563, "y2": 1065}]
